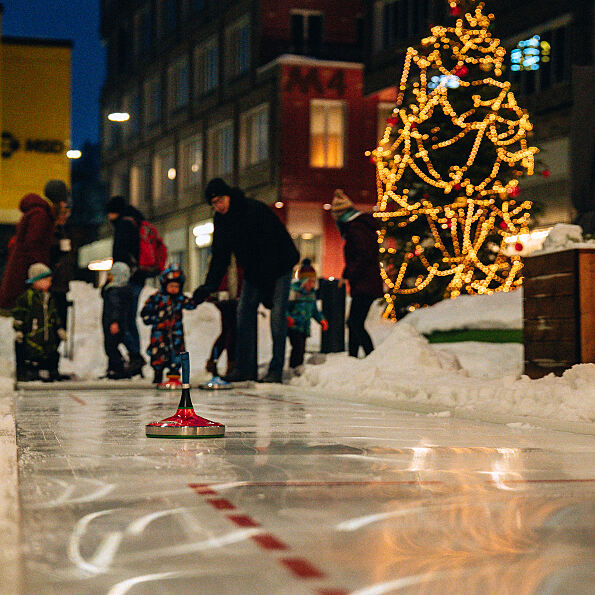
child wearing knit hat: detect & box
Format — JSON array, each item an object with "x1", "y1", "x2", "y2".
[
  {"x1": 286, "y1": 259, "x2": 328, "y2": 374},
  {"x1": 12, "y1": 263, "x2": 66, "y2": 381}
]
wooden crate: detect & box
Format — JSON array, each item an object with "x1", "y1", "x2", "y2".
[{"x1": 523, "y1": 248, "x2": 595, "y2": 378}]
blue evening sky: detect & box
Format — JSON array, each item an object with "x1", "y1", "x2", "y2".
[{"x1": 2, "y1": 0, "x2": 105, "y2": 148}]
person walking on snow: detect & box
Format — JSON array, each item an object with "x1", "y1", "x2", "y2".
[
  {"x1": 331, "y1": 189, "x2": 383, "y2": 358},
  {"x1": 286, "y1": 259, "x2": 328, "y2": 374},
  {"x1": 192, "y1": 178, "x2": 299, "y2": 384},
  {"x1": 12, "y1": 263, "x2": 66, "y2": 382},
  {"x1": 141, "y1": 264, "x2": 197, "y2": 385}
]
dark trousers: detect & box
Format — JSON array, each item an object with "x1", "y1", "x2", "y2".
[
  {"x1": 52, "y1": 291, "x2": 69, "y2": 329},
  {"x1": 288, "y1": 328, "x2": 307, "y2": 368},
  {"x1": 104, "y1": 330, "x2": 125, "y2": 372},
  {"x1": 123, "y1": 281, "x2": 143, "y2": 356},
  {"x1": 347, "y1": 295, "x2": 375, "y2": 358},
  {"x1": 210, "y1": 300, "x2": 238, "y2": 364}
]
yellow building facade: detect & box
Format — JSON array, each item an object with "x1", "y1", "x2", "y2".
[{"x1": 0, "y1": 33, "x2": 71, "y2": 224}]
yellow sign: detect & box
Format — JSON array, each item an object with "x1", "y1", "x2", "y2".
[{"x1": 0, "y1": 38, "x2": 71, "y2": 224}]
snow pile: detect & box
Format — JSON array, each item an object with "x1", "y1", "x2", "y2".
[
  {"x1": 533, "y1": 223, "x2": 595, "y2": 255},
  {"x1": 292, "y1": 323, "x2": 595, "y2": 423},
  {"x1": 400, "y1": 289, "x2": 522, "y2": 333}
]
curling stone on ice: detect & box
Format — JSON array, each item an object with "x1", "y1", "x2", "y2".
[
  {"x1": 157, "y1": 373, "x2": 183, "y2": 390},
  {"x1": 146, "y1": 351, "x2": 225, "y2": 438}
]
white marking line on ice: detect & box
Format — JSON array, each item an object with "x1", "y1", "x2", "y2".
[
  {"x1": 68, "y1": 509, "x2": 116, "y2": 576},
  {"x1": 127, "y1": 507, "x2": 188, "y2": 535},
  {"x1": 39, "y1": 478, "x2": 115, "y2": 508},
  {"x1": 336, "y1": 507, "x2": 425, "y2": 532},
  {"x1": 351, "y1": 571, "x2": 451, "y2": 594},
  {"x1": 107, "y1": 570, "x2": 199, "y2": 595}
]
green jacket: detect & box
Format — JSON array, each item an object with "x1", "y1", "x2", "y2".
[
  {"x1": 13, "y1": 288, "x2": 63, "y2": 358},
  {"x1": 286, "y1": 281, "x2": 325, "y2": 336}
]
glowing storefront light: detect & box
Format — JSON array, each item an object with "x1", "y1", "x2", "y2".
[
  {"x1": 510, "y1": 35, "x2": 550, "y2": 72},
  {"x1": 193, "y1": 220, "x2": 214, "y2": 248},
  {"x1": 88, "y1": 258, "x2": 113, "y2": 271}
]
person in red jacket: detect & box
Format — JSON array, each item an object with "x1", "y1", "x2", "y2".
[
  {"x1": 331, "y1": 189, "x2": 383, "y2": 358},
  {"x1": 0, "y1": 180, "x2": 69, "y2": 312}
]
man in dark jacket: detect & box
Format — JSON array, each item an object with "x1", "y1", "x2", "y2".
[
  {"x1": 332, "y1": 190, "x2": 383, "y2": 358},
  {"x1": 0, "y1": 180, "x2": 69, "y2": 311},
  {"x1": 105, "y1": 196, "x2": 147, "y2": 376},
  {"x1": 193, "y1": 179, "x2": 299, "y2": 383}
]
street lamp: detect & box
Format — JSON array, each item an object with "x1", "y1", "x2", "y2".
[
  {"x1": 66, "y1": 149, "x2": 82, "y2": 159},
  {"x1": 107, "y1": 112, "x2": 130, "y2": 122}
]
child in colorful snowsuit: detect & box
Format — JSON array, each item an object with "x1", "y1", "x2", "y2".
[
  {"x1": 286, "y1": 259, "x2": 328, "y2": 372},
  {"x1": 141, "y1": 264, "x2": 197, "y2": 384},
  {"x1": 12, "y1": 263, "x2": 66, "y2": 381},
  {"x1": 101, "y1": 261, "x2": 135, "y2": 379}
]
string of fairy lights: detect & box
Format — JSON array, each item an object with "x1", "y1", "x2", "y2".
[{"x1": 369, "y1": 1, "x2": 538, "y2": 319}]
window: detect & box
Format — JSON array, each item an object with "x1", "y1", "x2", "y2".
[
  {"x1": 144, "y1": 74, "x2": 162, "y2": 126},
  {"x1": 225, "y1": 16, "x2": 250, "y2": 79},
  {"x1": 207, "y1": 121, "x2": 234, "y2": 179},
  {"x1": 373, "y1": 0, "x2": 432, "y2": 53},
  {"x1": 377, "y1": 102, "x2": 396, "y2": 142},
  {"x1": 133, "y1": 6, "x2": 152, "y2": 56},
  {"x1": 181, "y1": 134, "x2": 203, "y2": 189},
  {"x1": 290, "y1": 10, "x2": 323, "y2": 56},
  {"x1": 168, "y1": 56, "x2": 189, "y2": 112},
  {"x1": 194, "y1": 36, "x2": 219, "y2": 95},
  {"x1": 240, "y1": 104, "x2": 269, "y2": 168},
  {"x1": 122, "y1": 92, "x2": 140, "y2": 139},
  {"x1": 310, "y1": 100, "x2": 345, "y2": 168},
  {"x1": 157, "y1": 0, "x2": 177, "y2": 38},
  {"x1": 153, "y1": 146, "x2": 176, "y2": 203},
  {"x1": 130, "y1": 162, "x2": 151, "y2": 207},
  {"x1": 508, "y1": 20, "x2": 572, "y2": 95}
]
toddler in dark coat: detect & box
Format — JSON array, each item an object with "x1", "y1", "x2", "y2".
[{"x1": 141, "y1": 264, "x2": 197, "y2": 384}]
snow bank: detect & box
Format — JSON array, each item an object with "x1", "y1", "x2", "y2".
[
  {"x1": 400, "y1": 289, "x2": 522, "y2": 334},
  {"x1": 292, "y1": 323, "x2": 595, "y2": 424},
  {"x1": 533, "y1": 223, "x2": 595, "y2": 255}
]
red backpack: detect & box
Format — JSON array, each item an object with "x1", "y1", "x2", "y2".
[{"x1": 138, "y1": 220, "x2": 167, "y2": 275}]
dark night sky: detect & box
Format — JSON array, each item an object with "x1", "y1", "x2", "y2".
[{"x1": 2, "y1": 0, "x2": 105, "y2": 148}]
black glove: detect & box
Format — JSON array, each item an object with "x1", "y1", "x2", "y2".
[{"x1": 192, "y1": 286, "x2": 210, "y2": 306}]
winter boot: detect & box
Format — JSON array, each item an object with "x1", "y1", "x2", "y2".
[
  {"x1": 152, "y1": 368, "x2": 164, "y2": 384},
  {"x1": 127, "y1": 353, "x2": 146, "y2": 378},
  {"x1": 205, "y1": 359, "x2": 218, "y2": 377},
  {"x1": 225, "y1": 360, "x2": 236, "y2": 377},
  {"x1": 15, "y1": 342, "x2": 27, "y2": 382},
  {"x1": 258, "y1": 369, "x2": 283, "y2": 384},
  {"x1": 222, "y1": 368, "x2": 253, "y2": 383},
  {"x1": 107, "y1": 368, "x2": 130, "y2": 380}
]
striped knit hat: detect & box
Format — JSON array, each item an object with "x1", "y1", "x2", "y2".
[{"x1": 27, "y1": 263, "x2": 52, "y2": 284}]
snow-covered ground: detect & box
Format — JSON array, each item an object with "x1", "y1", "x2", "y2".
[{"x1": 0, "y1": 279, "x2": 593, "y2": 425}]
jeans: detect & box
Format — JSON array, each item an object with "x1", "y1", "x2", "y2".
[
  {"x1": 347, "y1": 295, "x2": 375, "y2": 357},
  {"x1": 123, "y1": 281, "x2": 143, "y2": 356},
  {"x1": 236, "y1": 273, "x2": 291, "y2": 379}
]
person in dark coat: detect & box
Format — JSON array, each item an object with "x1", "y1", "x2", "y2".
[
  {"x1": 140, "y1": 264, "x2": 197, "y2": 384},
  {"x1": 12, "y1": 263, "x2": 66, "y2": 381},
  {"x1": 105, "y1": 196, "x2": 147, "y2": 377},
  {"x1": 101, "y1": 262, "x2": 135, "y2": 379},
  {"x1": 0, "y1": 180, "x2": 69, "y2": 312},
  {"x1": 192, "y1": 178, "x2": 300, "y2": 383},
  {"x1": 331, "y1": 189, "x2": 383, "y2": 358}
]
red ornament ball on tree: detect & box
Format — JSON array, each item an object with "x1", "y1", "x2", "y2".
[
  {"x1": 508, "y1": 185, "x2": 521, "y2": 197},
  {"x1": 542, "y1": 169, "x2": 551, "y2": 178},
  {"x1": 453, "y1": 183, "x2": 462, "y2": 191},
  {"x1": 514, "y1": 242, "x2": 523, "y2": 252},
  {"x1": 387, "y1": 116, "x2": 399, "y2": 126},
  {"x1": 450, "y1": 5, "x2": 461, "y2": 16},
  {"x1": 454, "y1": 65, "x2": 469, "y2": 77},
  {"x1": 499, "y1": 221, "x2": 508, "y2": 230}
]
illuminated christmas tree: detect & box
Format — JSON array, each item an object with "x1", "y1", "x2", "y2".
[{"x1": 371, "y1": 0, "x2": 538, "y2": 319}]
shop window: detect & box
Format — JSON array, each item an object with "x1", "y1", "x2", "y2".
[
  {"x1": 207, "y1": 121, "x2": 234, "y2": 179},
  {"x1": 194, "y1": 36, "x2": 219, "y2": 95},
  {"x1": 240, "y1": 104, "x2": 269, "y2": 168},
  {"x1": 310, "y1": 100, "x2": 345, "y2": 168}
]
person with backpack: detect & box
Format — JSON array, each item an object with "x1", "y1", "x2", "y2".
[{"x1": 106, "y1": 196, "x2": 168, "y2": 377}]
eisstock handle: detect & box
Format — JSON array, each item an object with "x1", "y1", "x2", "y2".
[{"x1": 181, "y1": 351, "x2": 190, "y2": 385}]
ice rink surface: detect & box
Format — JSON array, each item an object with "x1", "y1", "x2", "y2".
[{"x1": 16, "y1": 385, "x2": 595, "y2": 594}]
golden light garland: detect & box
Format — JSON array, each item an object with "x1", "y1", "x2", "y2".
[{"x1": 370, "y1": 1, "x2": 538, "y2": 319}]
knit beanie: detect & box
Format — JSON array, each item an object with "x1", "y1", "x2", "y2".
[
  {"x1": 44, "y1": 180, "x2": 69, "y2": 204},
  {"x1": 106, "y1": 195, "x2": 127, "y2": 215},
  {"x1": 331, "y1": 191, "x2": 354, "y2": 220},
  {"x1": 205, "y1": 178, "x2": 232, "y2": 204},
  {"x1": 27, "y1": 263, "x2": 52, "y2": 284},
  {"x1": 297, "y1": 259, "x2": 317, "y2": 283}
]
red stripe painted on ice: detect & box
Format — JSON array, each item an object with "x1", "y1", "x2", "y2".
[
  {"x1": 316, "y1": 590, "x2": 349, "y2": 595},
  {"x1": 207, "y1": 498, "x2": 236, "y2": 510},
  {"x1": 227, "y1": 514, "x2": 260, "y2": 527},
  {"x1": 281, "y1": 557, "x2": 325, "y2": 579},
  {"x1": 69, "y1": 395, "x2": 86, "y2": 405},
  {"x1": 188, "y1": 483, "x2": 217, "y2": 495},
  {"x1": 251, "y1": 533, "x2": 289, "y2": 550}
]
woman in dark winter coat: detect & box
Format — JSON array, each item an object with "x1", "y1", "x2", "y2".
[
  {"x1": 192, "y1": 179, "x2": 299, "y2": 384},
  {"x1": 332, "y1": 189, "x2": 383, "y2": 358},
  {"x1": 0, "y1": 181, "x2": 68, "y2": 311},
  {"x1": 141, "y1": 264, "x2": 197, "y2": 384}
]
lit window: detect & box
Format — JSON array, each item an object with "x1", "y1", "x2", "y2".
[
  {"x1": 225, "y1": 16, "x2": 250, "y2": 80},
  {"x1": 240, "y1": 104, "x2": 269, "y2": 168},
  {"x1": 181, "y1": 134, "x2": 203, "y2": 189},
  {"x1": 153, "y1": 147, "x2": 176, "y2": 203},
  {"x1": 194, "y1": 36, "x2": 219, "y2": 95},
  {"x1": 207, "y1": 121, "x2": 234, "y2": 180},
  {"x1": 129, "y1": 162, "x2": 151, "y2": 207},
  {"x1": 310, "y1": 100, "x2": 345, "y2": 168}
]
